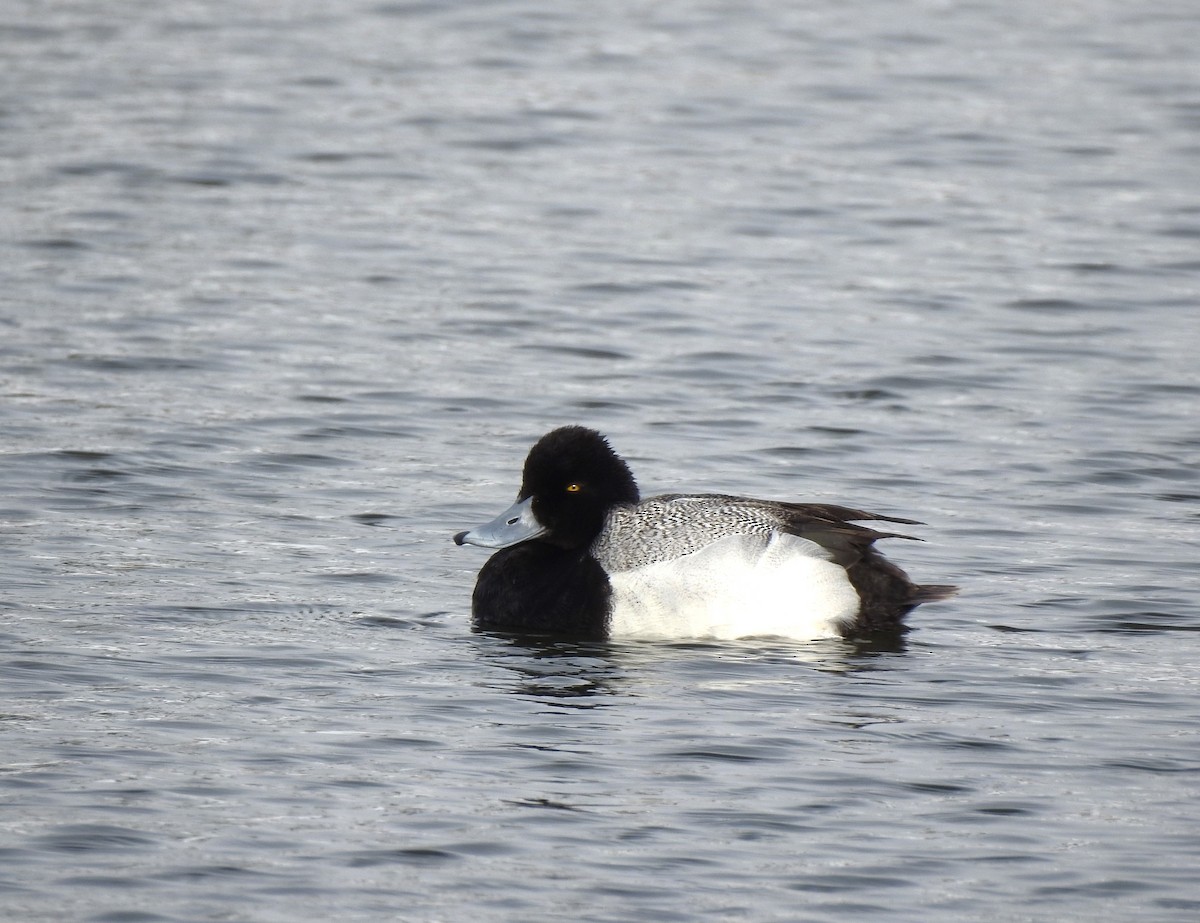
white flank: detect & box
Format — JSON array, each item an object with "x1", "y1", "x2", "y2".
[{"x1": 605, "y1": 532, "x2": 860, "y2": 641}]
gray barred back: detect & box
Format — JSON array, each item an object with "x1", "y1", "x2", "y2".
[{"x1": 591, "y1": 494, "x2": 793, "y2": 572}]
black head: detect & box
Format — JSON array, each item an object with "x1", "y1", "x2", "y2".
[{"x1": 518, "y1": 426, "x2": 640, "y2": 549}]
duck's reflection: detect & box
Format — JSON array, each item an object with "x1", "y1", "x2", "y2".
[
  {"x1": 470, "y1": 633, "x2": 632, "y2": 704},
  {"x1": 469, "y1": 627, "x2": 909, "y2": 703}
]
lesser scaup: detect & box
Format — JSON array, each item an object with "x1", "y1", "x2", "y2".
[{"x1": 454, "y1": 426, "x2": 957, "y2": 641}]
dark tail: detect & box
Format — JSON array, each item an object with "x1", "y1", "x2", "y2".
[{"x1": 910, "y1": 584, "x2": 959, "y2": 605}]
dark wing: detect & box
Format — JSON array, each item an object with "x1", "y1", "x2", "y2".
[{"x1": 773, "y1": 501, "x2": 924, "y2": 528}]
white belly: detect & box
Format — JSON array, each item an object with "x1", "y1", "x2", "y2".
[{"x1": 605, "y1": 532, "x2": 860, "y2": 641}]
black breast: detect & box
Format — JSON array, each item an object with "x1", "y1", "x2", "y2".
[{"x1": 470, "y1": 543, "x2": 613, "y2": 639}]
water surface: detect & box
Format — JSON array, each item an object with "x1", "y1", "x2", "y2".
[{"x1": 2, "y1": 1, "x2": 1198, "y2": 921}]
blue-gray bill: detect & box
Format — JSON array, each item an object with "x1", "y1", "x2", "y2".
[{"x1": 453, "y1": 496, "x2": 546, "y2": 549}]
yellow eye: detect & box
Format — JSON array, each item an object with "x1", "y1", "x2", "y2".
[{"x1": 566, "y1": 483, "x2": 582, "y2": 493}]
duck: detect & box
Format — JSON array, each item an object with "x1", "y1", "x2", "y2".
[{"x1": 454, "y1": 425, "x2": 956, "y2": 641}]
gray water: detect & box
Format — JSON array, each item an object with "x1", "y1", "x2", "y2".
[{"x1": 3, "y1": 1, "x2": 1199, "y2": 920}]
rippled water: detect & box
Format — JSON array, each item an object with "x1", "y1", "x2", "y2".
[{"x1": 3, "y1": 1, "x2": 1199, "y2": 921}]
